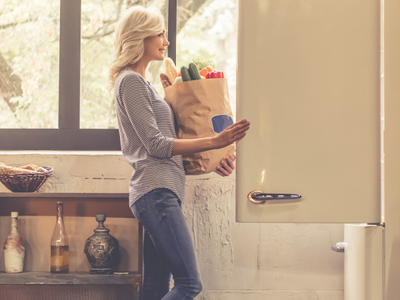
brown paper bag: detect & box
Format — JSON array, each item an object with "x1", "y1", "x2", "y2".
[{"x1": 164, "y1": 78, "x2": 235, "y2": 175}]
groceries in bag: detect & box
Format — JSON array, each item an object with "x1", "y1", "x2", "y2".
[{"x1": 162, "y1": 59, "x2": 234, "y2": 175}]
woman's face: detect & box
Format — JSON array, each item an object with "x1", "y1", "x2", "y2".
[{"x1": 143, "y1": 30, "x2": 170, "y2": 62}]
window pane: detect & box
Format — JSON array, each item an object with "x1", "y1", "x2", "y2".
[
  {"x1": 80, "y1": 0, "x2": 168, "y2": 129},
  {"x1": 176, "y1": 0, "x2": 238, "y2": 117},
  {"x1": 0, "y1": 0, "x2": 60, "y2": 128}
]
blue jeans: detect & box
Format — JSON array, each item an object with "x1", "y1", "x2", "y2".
[{"x1": 131, "y1": 188, "x2": 202, "y2": 300}]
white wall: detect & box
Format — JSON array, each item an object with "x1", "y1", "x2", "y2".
[{"x1": 0, "y1": 152, "x2": 344, "y2": 299}]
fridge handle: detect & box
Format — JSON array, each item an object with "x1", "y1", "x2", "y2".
[{"x1": 248, "y1": 190, "x2": 302, "y2": 204}]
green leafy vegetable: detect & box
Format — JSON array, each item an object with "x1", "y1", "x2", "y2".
[{"x1": 191, "y1": 57, "x2": 215, "y2": 71}]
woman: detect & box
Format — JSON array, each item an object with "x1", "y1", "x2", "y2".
[{"x1": 109, "y1": 6, "x2": 250, "y2": 300}]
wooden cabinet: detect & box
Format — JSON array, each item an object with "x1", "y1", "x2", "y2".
[{"x1": 0, "y1": 193, "x2": 142, "y2": 300}]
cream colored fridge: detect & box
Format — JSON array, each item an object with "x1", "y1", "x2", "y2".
[
  {"x1": 235, "y1": 0, "x2": 400, "y2": 299},
  {"x1": 236, "y1": 0, "x2": 381, "y2": 224}
]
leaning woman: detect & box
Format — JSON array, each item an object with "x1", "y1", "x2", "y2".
[{"x1": 109, "y1": 6, "x2": 250, "y2": 300}]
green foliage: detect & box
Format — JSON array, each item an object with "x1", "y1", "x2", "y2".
[{"x1": 191, "y1": 56, "x2": 216, "y2": 71}]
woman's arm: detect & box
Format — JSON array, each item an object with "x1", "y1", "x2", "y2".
[{"x1": 172, "y1": 119, "x2": 250, "y2": 156}]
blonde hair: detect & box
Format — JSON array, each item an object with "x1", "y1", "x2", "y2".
[{"x1": 108, "y1": 6, "x2": 165, "y2": 90}]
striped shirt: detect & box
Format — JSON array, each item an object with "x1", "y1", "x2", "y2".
[{"x1": 114, "y1": 69, "x2": 186, "y2": 206}]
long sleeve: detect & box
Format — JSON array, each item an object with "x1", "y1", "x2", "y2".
[{"x1": 118, "y1": 73, "x2": 174, "y2": 159}]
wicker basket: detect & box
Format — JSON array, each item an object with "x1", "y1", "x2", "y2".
[{"x1": 0, "y1": 166, "x2": 54, "y2": 192}]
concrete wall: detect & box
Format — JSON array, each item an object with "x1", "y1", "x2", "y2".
[
  {"x1": 0, "y1": 152, "x2": 344, "y2": 299},
  {"x1": 185, "y1": 175, "x2": 343, "y2": 300}
]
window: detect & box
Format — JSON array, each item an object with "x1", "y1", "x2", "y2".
[
  {"x1": 0, "y1": 0, "x2": 237, "y2": 150},
  {"x1": 0, "y1": 0, "x2": 60, "y2": 129},
  {"x1": 176, "y1": 0, "x2": 237, "y2": 117}
]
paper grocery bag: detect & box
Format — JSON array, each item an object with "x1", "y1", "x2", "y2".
[{"x1": 164, "y1": 78, "x2": 235, "y2": 175}]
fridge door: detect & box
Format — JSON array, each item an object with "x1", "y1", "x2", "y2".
[{"x1": 236, "y1": 0, "x2": 381, "y2": 223}]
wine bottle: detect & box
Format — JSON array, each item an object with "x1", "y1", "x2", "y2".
[
  {"x1": 3, "y1": 211, "x2": 25, "y2": 273},
  {"x1": 50, "y1": 201, "x2": 69, "y2": 273}
]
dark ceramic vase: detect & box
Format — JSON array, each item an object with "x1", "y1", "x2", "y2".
[{"x1": 84, "y1": 214, "x2": 119, "y2": 274}]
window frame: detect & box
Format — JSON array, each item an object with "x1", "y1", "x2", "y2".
[{"x1": 0, "y1": 0, "x2": 177, "y2": 150}]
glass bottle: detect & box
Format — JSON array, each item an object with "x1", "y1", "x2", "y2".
[
  {"x1": 3, "y1": 212, "x2": 25, "y2": 273},
  {"x1": 50, "y1": 201, "x2": 69, "y2": 273}
]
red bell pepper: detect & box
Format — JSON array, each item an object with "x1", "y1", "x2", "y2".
[{"x1": 206, "y1": 71, "x2": 224, "y2": 79}]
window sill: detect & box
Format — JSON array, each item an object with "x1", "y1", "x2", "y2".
[
  {"x1": 0, "y1": 151, "x2": 234, "y2": 194},
  {"x1": 0, "y1": 150, "x2": 123, "y2": 156}
]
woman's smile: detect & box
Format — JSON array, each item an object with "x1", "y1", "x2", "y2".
[{"x1": 143, "y1": 31, "x2": 169, "y2": 61}]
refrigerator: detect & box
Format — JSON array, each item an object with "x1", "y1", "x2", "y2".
[{"x1": 235, "y1": 0, "x2": 400, "y2": 299}]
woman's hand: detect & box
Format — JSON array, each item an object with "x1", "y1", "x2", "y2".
[
  {"x1": 213, "y1": 119, "x2": 250, "y2": 149},
  {"x1": 215, "y1": 154, "x2": 236, "y2": 177},
  {"x1": 172, "y1": 119, "x2": 250, "y2": 156}
]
